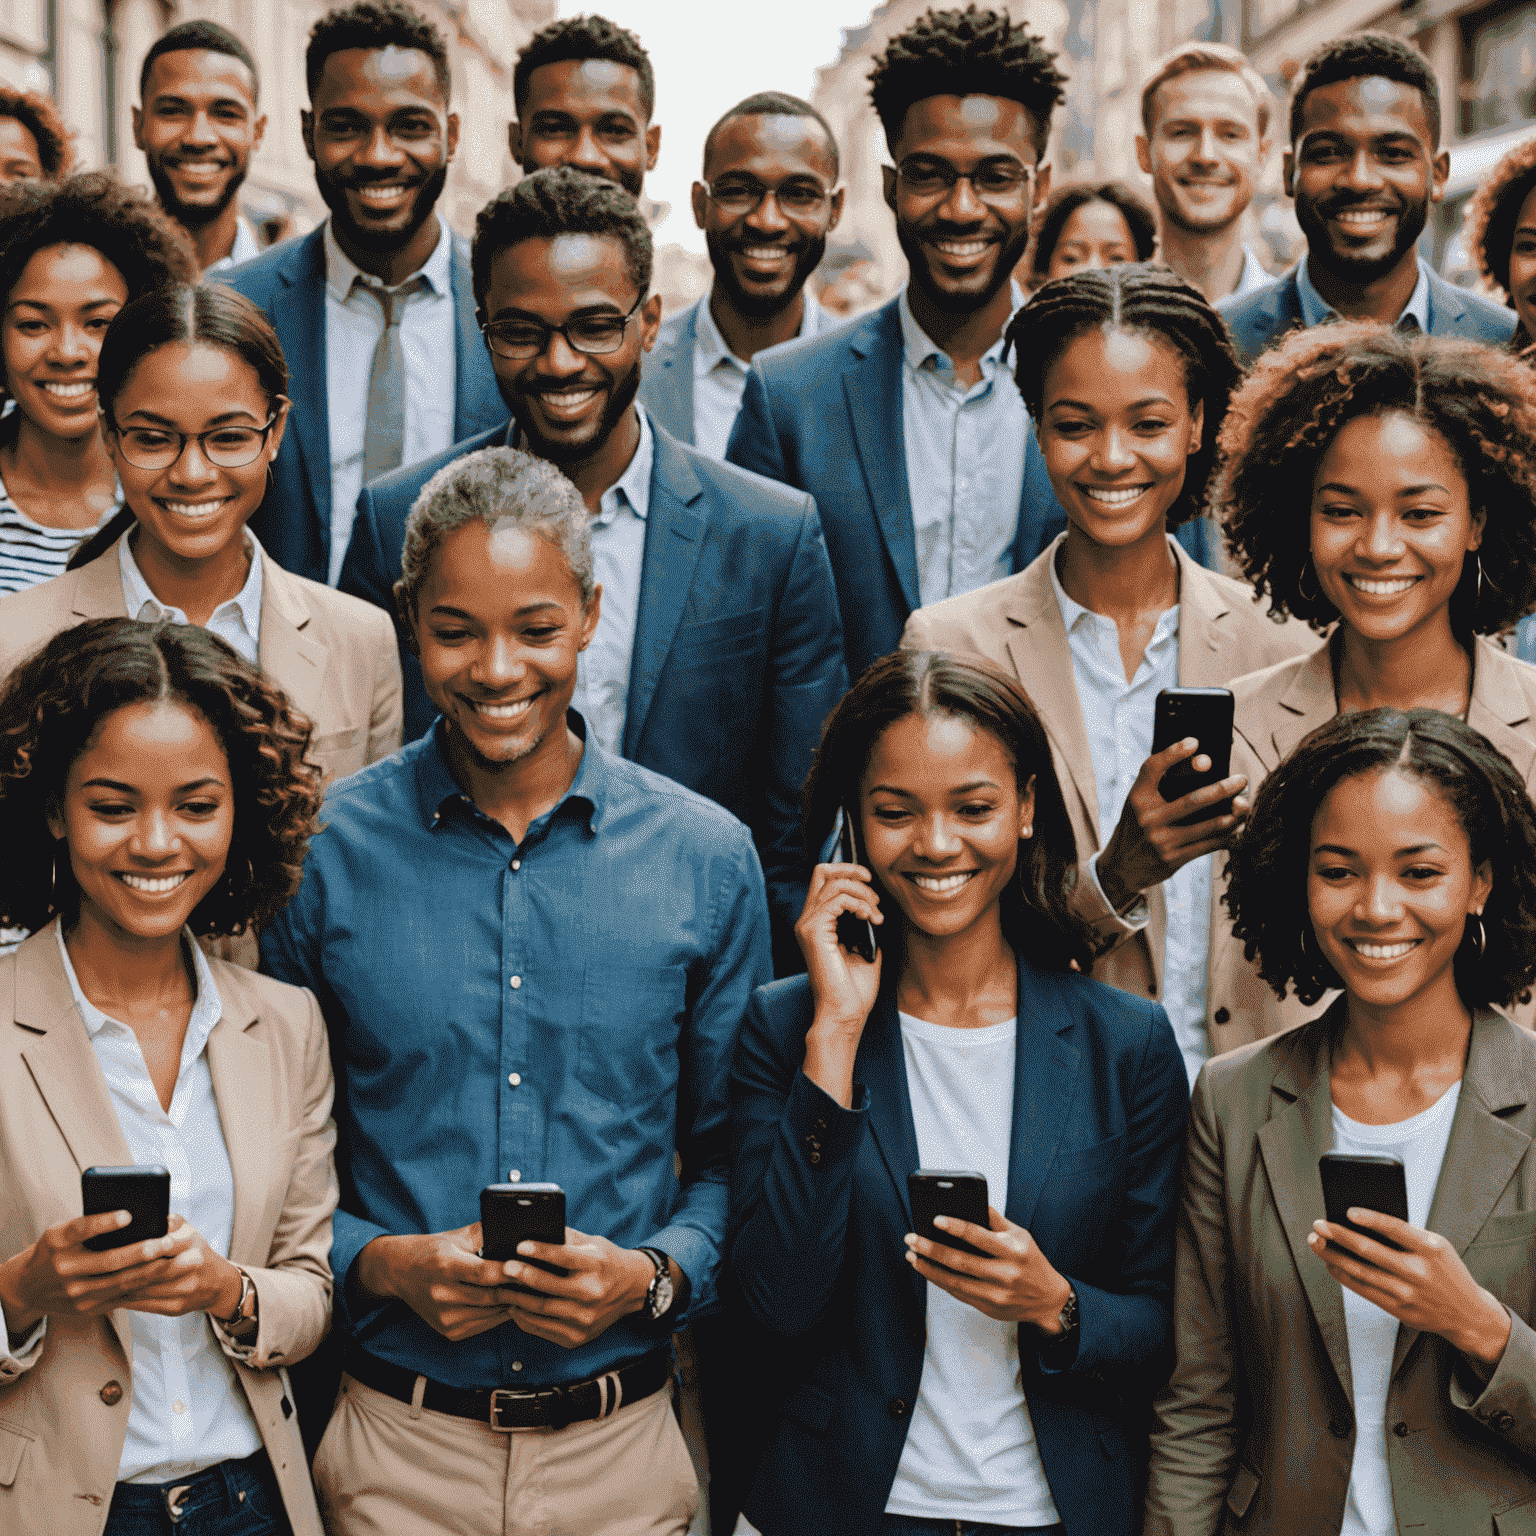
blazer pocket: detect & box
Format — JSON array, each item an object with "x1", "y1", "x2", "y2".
[
  {"x1": 780, "y1": 1384, "x2": 835, "y2": 1435},
  {"x1": 1052, "y1": 1133, "x2": 1126, "y2": 1175},
  {"x1": 0, "y1": 1422, "x2": 32, "y2": 1487},
  {"x1": 1225, "y1": 1463, "x2": 1260, "y2": 1522},
  {"x1": 675, "y1": 609, "x2": 764, "y2": 648},
  {"x1": 1471, "y1": 1210, "x2": 1536, "y2": 1246}
]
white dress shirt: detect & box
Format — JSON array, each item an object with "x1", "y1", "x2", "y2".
[
  {"x1": 323, "y1": 217, "x2": 457, "y2": 585},
  {"x1": 120, "y1": 529, "x2": 264, "y2": 667},
  {"x1": 1049, "y1": 544, "x2": 1214, "y2": 1085},
  {"x1": 568, "y1": 408, "x2": 653, "y2": 754},
  {"x1": 1230, "y1": 244, "x2": 1271, "y2": 302},
  {"x1": 691, "y1": 289, "x2": 830, "y2": 459},
  {"x1": 204, "y1": 216, "x2": 262, "y2": 275},
  {"x1": 897, "y1": 285, "x2": 1028, "y2": 609},
  {"x1": 1295, "y1": 254, "x2": 1433, "y2": 333}
]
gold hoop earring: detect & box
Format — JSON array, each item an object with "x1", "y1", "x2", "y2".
[
  {"x1": 1468, "y1": 910, "x2": 1487, "y2": 956},
  {"x1": 1298, "y1": 558, "x2": 1321, "y2": 604},
  {"x1": 1022, "y1": 824, "x2": 1033, "y2": 838}
]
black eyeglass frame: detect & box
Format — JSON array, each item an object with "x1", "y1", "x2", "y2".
[
  {"x1": 479, "y1": 293, "x2": 646, "y2": 361},
  {"x1": 892, "y1": 155, "x2": 1037, "y2": 203},
  {"x1": 105, "y1": 399, "x2": 290, "y2": 472},
  {"x1": 696, "y1": 177, "x2": 840, "y2": 218}
]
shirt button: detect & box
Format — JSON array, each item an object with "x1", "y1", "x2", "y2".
[
  {"x1": 512, "y1": 1361, "x2": 524, "y2": 1372},
  {"x1": 508, "y1": 1170, "x2": 520, "y2": 1182},
  {"x1": 172, "y1": 1400, "x2": 186, "y2": 1415},
  {"x1": 100, "y1": 1381, "x2": 123, "y2": 1406},
  {"x1": 1392, "y1": 1421, "x2": 1409, "y2": 1437},
  {"x1": 511, "y1": 860, "x2": 521, "y2": 871},
  {"x1": 509, "y1": 1073, "x2": 521, "y2": 1087},
  {"x1": 509, "y1": 976, "x2": 522, "y2": 989}
]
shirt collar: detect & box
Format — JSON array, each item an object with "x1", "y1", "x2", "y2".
[
  {"x1": 1296, "y1": 253, "x2": 1432, "y2": 333},
  {"x1": 206, "y1": 216, "x2": 262, "y2": 274},
  {"x1": 896, "y1": 280, "x2": 1023, "y2": 374},
  {"x1": 594, "y1": 407, "x2": 653, "y2": 527},
  {"x1": 119, "y1": 526, "x2": 265, "y2": 640},
  {"x1": 1047, "y1": 534, "x2": 1183, "y2": 640},
  {"x1": 692, "y1": 290, "x2": 823, "y2": 378},
  {"x1": 323, "y1": 214, "x2": 453, "y2": 305}
]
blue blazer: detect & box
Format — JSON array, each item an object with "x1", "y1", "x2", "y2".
[
  {"x1": 1217, "y1": 263, "x2": 1517, "y2": 368},
  {"x1": 215, "y1": 226, "x2": 506, "y2": 585},
  {"x1": 728, "y1": 957, "x2": 1187, "y2": 1536},
  {"x1": 723, "y1": 294, "x2": 1217, "y2": 681},
  {"x1": 636, "y1": 298, "x2": 700, "y2": 443},
  {"x1": 339, "y1": 413, "x2": 848, "y2": 950}
]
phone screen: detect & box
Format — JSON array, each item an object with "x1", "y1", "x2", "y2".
[
  {"x1": 480, "y1": 1184, "x2": 568, "y2": 1287},
  {"x1": 907, "y1": 1169, "x2": 989, "y2": 1260},
  {"x1": 81, "y1": 1166, "x2": 170, "y2": 1252},
  {"x1": 1151, "y1": 688, "x2": 1235, "y2": 824},
  {"x1": 1318, "y1": 1154, "x2": 1409, "y2": 1254}
]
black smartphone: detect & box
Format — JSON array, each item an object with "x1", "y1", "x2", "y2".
[
  {"x1": 1151, "y1": 687, "x2": 1235, "y2": 825},
  {"x1": 835, "y1": 805, "x2": 878, "y2": 963},
  {"x1": 81, "y1": 1166, "x2": 171, "y2": 1252},
  {"x1": 1318, "y1": 1154, "x2": 1410, "y2": 1255},
  {"x1": 908, "y1": 1169, "x2": 989, "y2": 1262},
  {"x1": 480, "y1": 1184, "x2": 568, "y2": 1290}
]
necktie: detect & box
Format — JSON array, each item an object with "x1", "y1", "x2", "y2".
[{"x1": 360, "y1": 276, "x2": 426, "y2": 483}]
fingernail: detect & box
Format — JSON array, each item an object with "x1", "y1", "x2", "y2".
[
  {"x1": 903, "y1": 1234, "x2": 916, "y2": 1247},
  {"x1": 933, "y1": 1215, "x2": 949, "y2": 1229}
]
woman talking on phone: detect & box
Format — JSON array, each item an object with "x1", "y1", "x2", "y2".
[
  {"x1": 728, "y1": 649, "x2": 1187, "y2": 1536},
  {"x1": 1146, "y1": 708, "x2": 1536, "y2": 1535},
  {"x1": 0, "y1": 618, "x2": 336, "y2": 1536}
]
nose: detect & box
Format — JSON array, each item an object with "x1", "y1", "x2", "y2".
[
  {"x1": 936, "y1": 174, "x2": 983, "y2": 223},
  {"x1": 135, "y1": 808, "x2": 179, "y2": 859},
  {"x1": 50, "y1": 320, "x2": 92, "y2": 367},
  {"x1": 569, "y1": 125, "x2": 609, "y2": 175},
  {"x1": 912, "y1": 811, "x2": 961, "y2": 861},
  {"x1": 1192, "y1": 127, "x2": 1219, "y2": 164},
  {"x1": 1342, "y1": 147, "x2": 1385, "y2": 192},
  {"x1": 475, "y1": 633, "x2": 525, "y2": 688},
  {"x1": 1359, "y1": 510, "x2": 1405, "y2": 563},
  {"x1": 357, "y1": 124, "x2": 405, "y2": 171},
  {"x1": 537, "y1": 327, "x2": 588, "y2": 379},
  {"x1": 1091, "y1": 424, "x2": 1137, "y2": 474},
  {"x1": 167, "y1": 436, "x2": 219, "y2": 490},
  {"x1": 745, "y1": 190, "x2": 790, "y2": 236},
  {"x1": 1359, "y1": 873, "x2": 1404, "y2": 925},
  {"x1": 184, "y1": 108, "x2": 217, "y2": 147}
]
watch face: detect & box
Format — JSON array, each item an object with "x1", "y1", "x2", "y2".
[{"x1": 650, "y1": 1271, "x2": 674, "y2": 1320}]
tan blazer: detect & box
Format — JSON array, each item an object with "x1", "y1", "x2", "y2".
[
  {"x1": 1209, "y1": 635, "x2": 1536, "y2": 1047},
  {"x1": 902, "y1": 535, "x2": 1317, "y2": 1007},
  {"x1": 0, "y1": 533, "x2": 403, "y2": 786},
  {"x1": 0, "y1": 922, "x2": 337, "y2": 1536},
  {"x1": 1146, "y1": 1006, "x2": 1536, "y2": 1536}
]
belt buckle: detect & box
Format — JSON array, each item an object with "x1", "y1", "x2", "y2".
[{"x1": 488, "y1": 1387, "x2": 540, "y2": 1432}]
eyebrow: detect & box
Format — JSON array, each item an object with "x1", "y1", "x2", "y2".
[
  {"x1": 425, "y1": 600, "x2": 566, "y2": 617},
  {"x1": 488, "y1": 303, "x2": 626, "y2": 322},
  {"x1": 1314, "y1": 480, "x2": 1450, "y2": 498},
  {"x1": 1299, "y1": 129, "x2": 1423, "y2": 148},
  {"x1": 1047, "y1": 394, "x2": 1170, "y2": 412},
  {"x1": 82, "y1": 776, "x2": 224, "y2": 793},
  {"x1": 9, "y1": 296, "x2": 119, "y2": 313},
  {"x1": 1313, "y1": 841, "x2": 1446, "y2": 857},
  {"x1": 152, "y1": 91, "x2": 249, "y2": 110},
  {"x1": 868, "y1": 778, "x2": 1002, "y2": 796},
  {"x1": 120, "y1": 408, "x2": 263, "y2": 426}
]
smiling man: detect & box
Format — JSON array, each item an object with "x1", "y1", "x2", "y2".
[
  {"x1": 134, "y1": 20, "x2": 266, "y2": 274},
  {"x1": 638, "y1": 93, "x2": 844, "y2": 457},
  {"x1": 1219, "y1": 32, "x2": 1515, "y2": 365},
  {"x1": 216, "y1": 0, "x2": 504, "y2": 586}
]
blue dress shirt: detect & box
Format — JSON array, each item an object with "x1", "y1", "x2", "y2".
[{"x1": 260, "y1": 714, "x2": 772, "y2": 1389}]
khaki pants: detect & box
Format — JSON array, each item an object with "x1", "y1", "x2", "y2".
[{"x1": 314, "y1": 1371, "x2": 700, "y2": 1536}]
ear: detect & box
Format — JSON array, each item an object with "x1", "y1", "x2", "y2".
[
  {"x1": 45, "y1": 809, "x2": 65, "y2": 843},
  {"x1": 691, "y1": 181, "x2": 707, "y2": 231},
  {"x1": 1019, "y1": 772, "x2": 1036, "y2": 831},
  {"x1": 1471, "y1": 864, "x2": 1493, "y2": 924},
  {"x1": 639, "y1": 292, "x2": 663, "y2": 352},
  {"x1": 1281, "y1": 148, "x2": 1295, "y2": 198},
  {"x1": 580, "y1": 584, "x2": 603, "y2": 650},
  {"x1": 507, "y1": 118, "x2": 523, "y2": 162},
  {"x1": 1187, "y1": 398, "x2": 1205, "y2": 456},
  {"x1": 1032, "y1": 162, "x2": 1052, "y2": 212},
  {"x1": 1469, "y1": 506, "x2": 1486, "y2": 553},
  {"x1": 1135, "y1": 134, "x2": 1152, "y2": 176},
  {"x1": 1430, "y1": 146, "x2": 1449, "y2": 205},
  {"x1": 882, "y1": 162, "x2": 897, "y2": 213},
  {"x1": 131, "y1": 105, "x2": 145, "y2": 152},
  {"x1": 828, "y1": 185, "x2": 846, "y2": 233},
  {"x1": 265, "y1": 397, "x2": 290, "y2": 459},
  {"x1": 445, "y1": 112, "x2": 460, "y2": 162},
  {"x1": 300, "y1": 110, "x2": 316, "y2": 165},
  {"x1": 251, "y1": 113, "x2": 268, "y2": 154},
  {"x1": 645, "y1": 122, "x2": 661, "y2": 172},
  {"x1": 393, "y1": 580, "x2": 420, "y2": 657}
]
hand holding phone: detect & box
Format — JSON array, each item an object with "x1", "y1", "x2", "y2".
[
  {"x1": 81, "y1": 1166, "x2": 170, "y2": 1251},
  {"x1": 834, "y1": 806, "x2": 878, "y2": 963},
  {"x1": 1151, "y1": 688, "x2": 1235, "y2": 825},
  {"x1": 908, "y1": 1170, "x2": 989, "y2": 1262},
  {"x1": 1318, "y1": 1154, "x2": 1409, "y2": 1256},
  {"x1": 481, "y1": 1184, "x2": 568, "y2": 1293}
]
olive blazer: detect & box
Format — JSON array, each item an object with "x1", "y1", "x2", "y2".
[
  {"x1": 1146, "y1": 1004, "x2": 1536, "y2": 1536},
  {"x1": 0, "y1": 922, "x2": 338, "y2": 1536}
]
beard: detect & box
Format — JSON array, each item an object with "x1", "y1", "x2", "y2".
[
  {"x1": 1296, "y1": 190, "x2": 1429, "y2": 286},
  {"x1": 147, "y1": 153, "x2": 247, "y2": 232},
  {"x1": 316, "y1": 162, "x2": 448, "y2": 255},
  {"x1": 897, "y1": 215, "x2": 1032, "y2": 316},
  {"x1": 502, "y1": 353, "x2": 643, "y2": 468},
  {"x1": 705, "y1": 229, "x2": 826, "y2": 320}
]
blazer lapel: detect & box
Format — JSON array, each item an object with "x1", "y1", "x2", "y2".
[
  {"x1": 255, "y1": 554, "x2": 328, "y2": 724},
  {"x1": 842, "y1": 302, "x2": 920, "y2": 613},
  {"x1": 643, "y1": 303, "x2": 698, "y2": 444},
  {"x1": 1004, "y1": 965, "x2": 1080, "y2": 1232},
  {"x1": 1174, "y1": 549, "x2": 1234, "y2": 689},
  {"x1": 1260, "y1": 642, "x2": 1336, "y2": 770},
  {"x1": 1467, "y1": 637, "x2": 1536, "y2": 785},
  {"x1": 203, "y1": 980, "x2": 271, "y2": 1266},
  {"x1": 622, "y1": 424, "x2": 706, "y2": 757},
  {"x1": 268, "y1": 232, "x2": 332, "y2": 548},
  {"x1": 71, "y1": 537, "x2": 133, "y2": 619},
  {"x1": 450, "y1": 239, "x2": 505, "y2": 441}
]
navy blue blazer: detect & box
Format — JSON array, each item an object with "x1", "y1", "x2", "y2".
[
  {"x1": 215, "y1": 226, "x2": 506, "y2": 585},
  {"x1": 636, "y1": 297, "x2": 699, "y2": 443},
  {"x1": 1217, "y1": 262, "x2": 1517, "y2": 368},
  {"x1": 339, "y1": 412, "x2": 848, "y2": 950},
  {"x1": 728, "y1": 958, "x2": 1187, "y2": 1536}
]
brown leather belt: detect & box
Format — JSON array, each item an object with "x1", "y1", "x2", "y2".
[{"x1": 344, "y1": 1342, "x2": 672, "y2": 1431}]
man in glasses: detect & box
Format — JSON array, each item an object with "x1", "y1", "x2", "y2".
[
  {"x1": 638, "y1": 93, "x2": 844, "y2": 458},
  {"x1": 216, "y1": 0, "x2": 504, "y2": 586},
  {"x1": 727, "y1": 6, "x2": 1071, "y2": 682}
]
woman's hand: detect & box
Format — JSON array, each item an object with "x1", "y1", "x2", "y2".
[
  {"x1": 796, "y1": 860, "x2": 883, "y2": 1108},
  {"x1": 905, "y1": 1207, "x2": 1073, "y2": 1333},
  {"x1": 1309, "y1": 1210, "x2": 1513, "y2": 1368}
]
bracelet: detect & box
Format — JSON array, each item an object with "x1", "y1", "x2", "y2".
[{"x1": 218, "y1": 1267, "x2": 258, "y2": 1342}]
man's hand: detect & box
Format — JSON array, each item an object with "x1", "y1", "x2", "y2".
[
  {"x1": 356, "y1": 1224, "x2": 525, "y2": 1342},
  {"x1": 904, "y1": 1207, "x2": 1073, "y2": 1333},
  {"x1": 503, "y1": 1229, "x2": 660, "y2": 1350}
]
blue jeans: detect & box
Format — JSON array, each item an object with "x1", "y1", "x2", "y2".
[
  {"x1": 880, "y1": 1519, "x2": 1066, "y2": 1535},
  {"x1": 103, "y1": 1452, "x2": 292, "y2": 1536}
]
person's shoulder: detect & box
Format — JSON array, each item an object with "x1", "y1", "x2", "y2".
[
  {"x1": 664, "y1": 431, "x2": 812, "y2": 521},
  {"x1": 215, "y1": 228, "x2": 317, "y2": 296},
  {"x1": 653, "y1": 301, "x2": 698, "y2": 352},
  {"x1": 1197, "y1": 1014, "x2": 1326, "y2": 1115},
  {"x1": 1192, "y1": 562, "x2": 1315, "y2": 657},
  {"x1": 284, "y1": 570, "x2": 396, "y2": 641},
  {"x1": 0, "y1": 563, "x2": 73, "y2": 637},
  {"x1": 1229, "y1": 646, "x2": 1316, "y2": 714},
  {"x1": 1216, "y1": 270, "x2": 1290, "y2": 323},
  {"x1": 206, "y1": 956, "x2": 320, "y2": 1037},
  {"x1": 915, "y1": 565, "x2": 1037, "y2": 634},
  {"x1": 599, "y1": 747, "x2": 755, "y2": 847},
  {"x1": 752, "y1": 296, "x2": 892, "y2": 384},
  {"x1": 749, "y1": 973, "x2": 816, "y2": 1032},
  {"x1": 313, "y1": 736, "x2": 422, "y2": 824},
  {"x1": 364, "y1": 424, "x2": 509, "y2": 516},
  {"x1": 1433, "y1": 271, "x2": 1519, "y2": 342}
]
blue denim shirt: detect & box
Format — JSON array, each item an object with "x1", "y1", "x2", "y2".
[{"x1": 260, "y1": 715, "x2": 771, "y2": 1388}]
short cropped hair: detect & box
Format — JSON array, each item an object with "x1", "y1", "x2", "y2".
[
  {"x1": 1140, "y1": 40, "x2": 1272, "y2": 140},
  {"x1": 470, "y1": 166, "x2": 651, "y2": 309},
  {"x1": 0, "y1": 618, "x2": 322, "y2": 937},
  {"x1": 702, "y1": 91, "x2": 839, "y2": 179},
  {"x1": 0, "y1": 86, "x2": 73, "y2": 179},
  {"x1": 1227, "y1": 708, "x2": 1536, "y2": 1011},
  {"x1": 307, "y1": 0, "x2": 450, "y2": 105},
  {"x1": 1288, "y1": 32, "x2": 1440, "y2": 148},
  {"x1": 1215, "y1": 323, "x2": 1536, "y2": 635},
  {"x1": 868, "y1": 6, "x2": 1066, "y2": 158},
  {"x1": 1029, "y1": 180, "x2": 1158, "y2": 278},
  {"x1": 140, "y1": 19, "x2": 259, "y2": 103},
  {"x1": 398, "y1": 446, "x2": 594, "y2": 614},
  {"x1": 1468, "y1": 133, "x2": 1536, "y2": 299},
  {"x1": 514, "y1": 14, "x2": 654, "y2": 119}
]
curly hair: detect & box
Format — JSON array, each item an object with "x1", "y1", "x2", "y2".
[
  {"x1": 470, "y1": 165, "x2": 651, "y2": 308},
  {"x1": 1226, "y1": 708, "x2": 1536, "y2": 1011},
  {"x1": 1288, "y1": 32, "x2": 1440, "y2": 148},
  {"x1": 1215, "y1": 323, "x2": 1536, "y2": 633},
  {"x1": 1005, "y1": 263, "x2": 1241, "y2": 527},
  {"x1": 514, "y1": 13, "x2": 654, "y2": 119},
  {"x1": 1029, "y1": 179, "x2": 1158, "y2": 279},
  {"x1": 0, "y1": 619, "x2": 321, "y2": 937},
  {"x1": 1468, "y1": 132, "x2": 1536, "y2": 301},
  {"x1": 868, "y1": 6, "x2": 1066, "y2": 157},
  {"x1": 307, "y1": 0, "x2": 450, "y2": 104},
  {"x1": 801, "y1": 649, "x2": 1097, "y2": 976},
  {"x1": 0, "y1": 85, "x2": 73, "y2": 179}
]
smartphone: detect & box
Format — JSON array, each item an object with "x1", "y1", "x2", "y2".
[
  {"x1": 1151, "y1": 687, "x2": 1235, "y2": 825},
  {"x1": 834, "y1": 805, "x2": 878, "y2": 963},
  {"x1": 908, "y1": 1170, "x2": 989, "y2": 1262},
  {"x1": 81, "y1": 1166, "x2": 170, "y2": 1252},
  {"x1": 1318, "y1": 1154, "x2": 1410, "y2": 1255},
  {"x1": 480, "y1": 1184, "x2": 568, "y2": 1290}
]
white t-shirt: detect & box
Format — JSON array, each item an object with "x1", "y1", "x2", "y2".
[
  {"x1": 1332, "y1": 1082, "x2": 1460, "y2": 1536},
  {"x1": 885, "y1": 1012, "x2": 1061, "y2": 1526}
]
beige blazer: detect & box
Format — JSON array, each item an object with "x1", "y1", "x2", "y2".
[
  {"x1": 0, "y1": 922, "x2": 337, "y2": 1536},
  {"x1": 1146, "y1": 1006, "x2": 1536, "y2": 1536},
  {"x1": 1210, "y1": 635, "x2": 1536, "y2": 1048},
  {"x1": 0, "y1": 533, "x2": 403, "y2": 787},
  {"x1": 902, "y1": 534, "x2": 1317, "y2": 1008}
]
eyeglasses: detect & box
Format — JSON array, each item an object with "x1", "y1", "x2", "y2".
[
  {"x1": 699, "y1": 177, "x2": 837, "y2": 218},
  {"x1": 481, "y1": 294, "x2": 645, "y2": 361},
  {"x1": 110, "y1": 405, "x2": 287, "y2": 471},
  {"x1": 894, "y1": 156, "x2": 1034, "y2": 202}
]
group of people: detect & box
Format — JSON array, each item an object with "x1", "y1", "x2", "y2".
[{"x1": 0, "y1": 5, "x2": 1534, "y2": 1536}]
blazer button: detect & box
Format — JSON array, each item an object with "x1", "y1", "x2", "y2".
[
  {"x1": 100, "y1": 1380, "x2": 124, "y2": 1406},
  {"x1": 808, "y1": 1151, "x2": 822, "y2": 1166},
  {"x1": 1329, "y1": 1415, "x2": 1350, "y2": 1438},
  {"x1": 888, "y1": 1398, "x2": 907, "y2": 1418},
  {"x1": 1213, "y1": 1007, "x2": 1231, "y2": 1025},
  {"x1": 1493, "y1": 1411, "x2": 1516, "y2": 1432},
  {"x1": 1392, "y1": 1421, "x2": 1409, "y2": 1437}
]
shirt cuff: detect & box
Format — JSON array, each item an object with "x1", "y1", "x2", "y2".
[
  {"x1": 1076, "y1": 854, "x2": 1151, "y2": 944},
  {"x1": 0, "y1": 1301, "x2": 46, "y2": 1381}
]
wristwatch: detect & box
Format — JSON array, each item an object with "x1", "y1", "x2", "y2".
[
  {"x1": 637, "y1": 1248, "x2": 675, "y2": 1323},
  {"x1": 1056, "y1": 1286, "x2": 1079, "y2": 1337},
  {"x1": 218, "y1": 1267, "x2": 259, "y2": 1345}
]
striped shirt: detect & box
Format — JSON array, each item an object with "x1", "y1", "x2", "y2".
[{"x1": 0, "y1": 481, "x2": 120, "y2": 595}]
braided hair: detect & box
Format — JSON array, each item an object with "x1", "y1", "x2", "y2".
[{"x1": 1005, "y1": 262, "x2": 1242, "y2": 527}]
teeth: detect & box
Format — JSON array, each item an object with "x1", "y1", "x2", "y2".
[
  {"x1": 740, "y1": 246, "x2": 789, "y2": 261},
  {"x1": 935, "y1": 240, "x2": 989, "y2": 257},
  {"x1": 120, "y1": 872, "x2": 189, "y2": 894},
  {"x1": 1351, "y1": 940, "x2": 1418, "y2": 959},
  {"x1": 470, "y1": 697, "x2": 533, "y2": 720},
  {"x1": 1083, "y1": 485, "x2": 1149, "y2": 505},
  {"x1": 358, "y1": 185, "x2": 409, "y2": 205},
  {"x1": 1336, "y1": 209, "x2": 1390, "y2": 225},
  {"x1": 41, "y1": 381, "x2": 93, "y2": 399},
  {"x1": 1348, "y1": 576, "x2": 1416, "y2": 595},
  {"x1": 911, "y1": 872, "x2": 974, "y2": 893},
  {"x1": 162, "y1": 500, "x2": 226, "y2": 517},
  {"x1": 539, "y1": 389, "x2": 600, "y2": 412}
]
